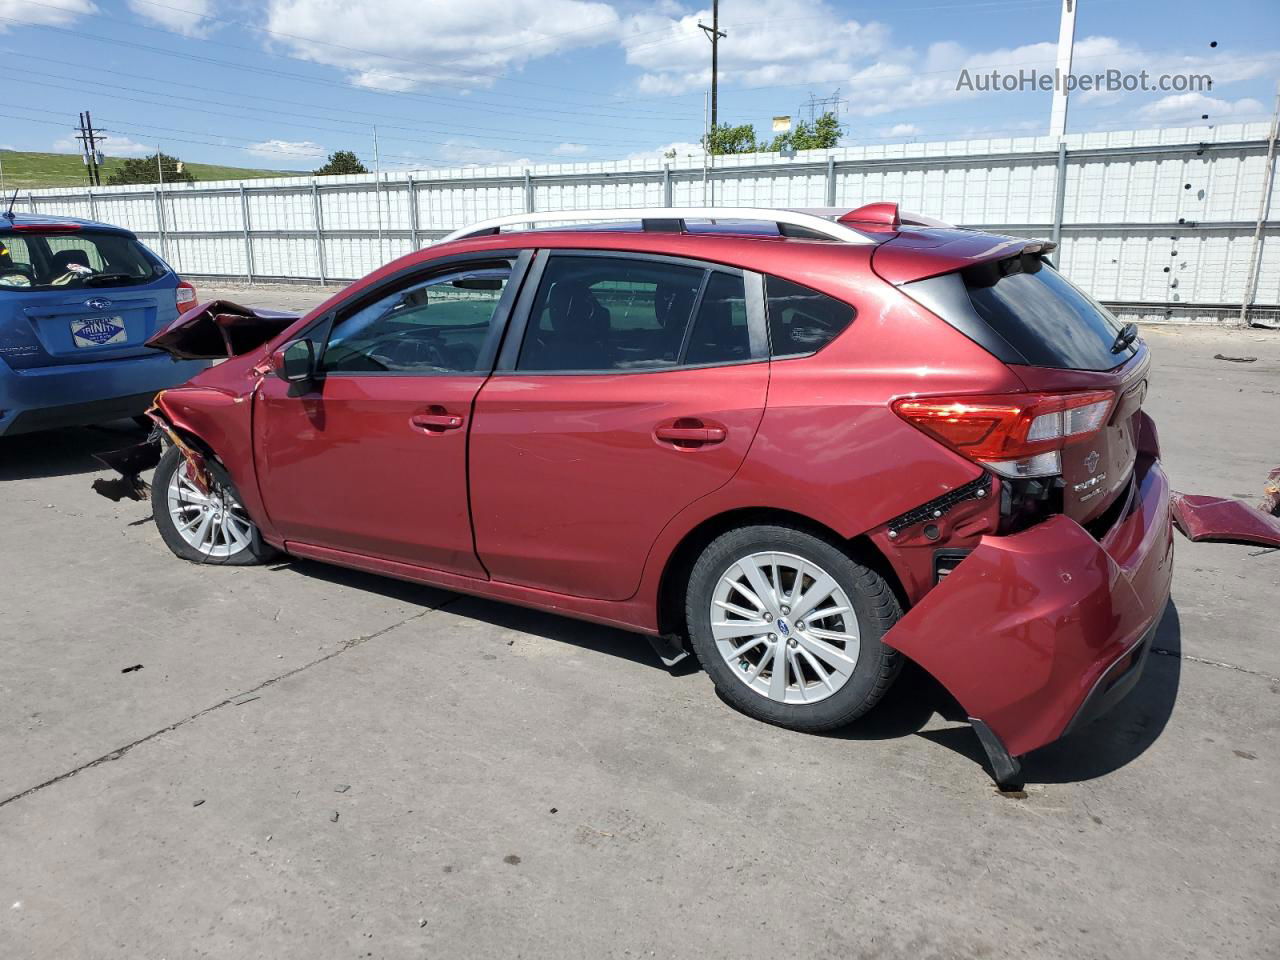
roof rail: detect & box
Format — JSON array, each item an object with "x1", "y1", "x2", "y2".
[{"x1": 437, "y1": 207, "x2": 880, "y2": 245}]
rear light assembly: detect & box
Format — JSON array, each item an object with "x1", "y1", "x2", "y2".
[
  {"x1": 892, "y1": 390, "x2": 1115, "y2": 479},
  {"x1": 176, "y1": 279, "x2": 198, "y2": 312}
]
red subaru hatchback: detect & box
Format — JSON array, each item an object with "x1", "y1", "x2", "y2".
[{"x1": 120, "y1": 204, "x2": 1181, "y2": 786}]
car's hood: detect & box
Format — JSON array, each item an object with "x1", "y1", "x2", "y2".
[{"x1": 146, "y1": 300, "x2": 298, "y2": 360}]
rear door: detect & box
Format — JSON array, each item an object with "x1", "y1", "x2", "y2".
[
  {"x1": 468, "y1": 250, "x2": 770, "y2": 601},
  {"x1": 0, "y1": 228, "x2": 176, "y2": 370}
]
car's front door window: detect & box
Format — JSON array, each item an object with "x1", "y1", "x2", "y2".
[{"x1": 322, "y1": 264, "x2": 511, "y2": 374}]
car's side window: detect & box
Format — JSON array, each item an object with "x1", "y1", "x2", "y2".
[
  {"x1": 683, "y1": 271, "x2": 749, "y2": 365},
  {"x1": 765, "y1": 276, "x2": 856, "y2": 357},
  {"x1": 322, "y1": 264, "x2": 511, "y2": 374},
  {"x1": 516, "y1": 256, "x2": 705, "y2": 372}
]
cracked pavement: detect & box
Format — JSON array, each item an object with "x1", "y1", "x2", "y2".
[{"x1": 1, "y1": 294, "x2": 1277, "y2": 959}]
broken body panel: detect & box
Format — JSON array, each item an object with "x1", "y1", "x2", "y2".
[{"x1": 146, "y1": 300, "x2": 298, "y2": 360}]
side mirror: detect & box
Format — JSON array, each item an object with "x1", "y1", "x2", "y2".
[{"x1": 273, "y1": 338, "x2": 317, "y2": 383}]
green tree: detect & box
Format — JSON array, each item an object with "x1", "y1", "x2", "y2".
[
  {"x1": 106, "y1": 152, "x2": 195, "y2": 186},
  {"x1": 313, "y1": 150, "x2": 369, "y2": 176},
  {"x1": 703, "y1": 122, "x2": 759, "y2": 155},
  {"x1": 769, "y1": 112, "x2": 843, "y2": 152}
]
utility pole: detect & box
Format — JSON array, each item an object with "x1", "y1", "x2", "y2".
[
  {"x1": 157, "y1": 144, "x2": 164, "y2": 186},
  {"x1": 372, "y1": 125, "x2": 384, "y2": 264},
  {"x1": 1049, "y1": 0, "x2": 1078, "y2": 140},
  {"x1": 698, "y1": 0, "x2": 727, "y2": 129},
  {"x1": 75, "y1": 111, "x2": 104, "y2": 186}
]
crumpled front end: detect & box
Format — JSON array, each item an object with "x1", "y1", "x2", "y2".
[{"x1": 146, "y1": 300, "x2": 297, "y2": 360}]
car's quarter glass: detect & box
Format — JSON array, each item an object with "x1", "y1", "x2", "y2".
[
  {"x1": 469, "y1": 250, "x2": 769, "y2": 600},
  {"x1": 764, "y1": 276, "x2": 856, "y2": 358},
  {"x1": 253, "y1": 256, "x2": 524, "y2": 575}
]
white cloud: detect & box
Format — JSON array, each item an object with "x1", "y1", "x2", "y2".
[
  {"x1": 1137, "y1": 93, "x2": 1267, "y2": 123},
  {"x1": 879, "y1": 123, "x2": 921, "y2": 138},
  {"x1": 54, "y1": 135, "x2": 150, "y2": 156},
  {"x1": 246, "y1": 139, "x2": 326, "y2": 159},
  {"x1": 552, "y1": 142, "x2": 589, "y2": 156},
  {"x1": 621, "y1": 140, "x2": 705, "y2": 164},
  {"x1": 126, "y1": 0, "x2": 216, "y2": 38},
  {"x1": 262, "y1": 0, "x2": 621, "y2": 90},
  {"x1": 624, "y1": 0, "x2": 886, "y2": 97},
  {"x1": 432, "y1": 140, "x2": 530, "y2": 168},
  {"x1": 1, "y1": 0, "x2": 95, "y2": 32}
]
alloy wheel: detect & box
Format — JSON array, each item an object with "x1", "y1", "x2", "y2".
[
  {"x1": 166, "y1": 462, "x2": 255, "y2": 558},
  {"x1": 709, "y1": 551, "x2": 861, "y2": 705}
]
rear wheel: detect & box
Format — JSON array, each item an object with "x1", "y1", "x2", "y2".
[
  {"x1": 685, "y1": 524, "x2": 902, "y2": 732},
  {"x1": 152, "y1": 444, "x2": 275, "y2": 565}
]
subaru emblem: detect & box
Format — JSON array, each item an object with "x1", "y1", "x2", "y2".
[
  {"x1": 1084, "y1": 450, "x2": 1100, "y2": 474},
  {"x1": 85, "y1": 297, "x2": 112, "y2": 311},
  {"x1": 777, "y1": 620, "x2": 790, "y2": 636}
]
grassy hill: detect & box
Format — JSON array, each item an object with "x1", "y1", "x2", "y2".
[{"x1": 0, "y1": 151, "x2": 304, "y2": 190}]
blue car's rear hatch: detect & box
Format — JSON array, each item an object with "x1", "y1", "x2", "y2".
[{"x1": 0, "y1": 223, "x2": 176, "y2": 370}]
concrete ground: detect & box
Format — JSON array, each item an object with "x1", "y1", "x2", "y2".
[{"x1": 1, "y1": 285, "x2": 1277, "y2": 959}]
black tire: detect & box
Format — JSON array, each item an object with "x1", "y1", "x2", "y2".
[
  {"x1": 151, "y1": 444, "x2": 276, "y2": 565},
  {"x1": 685, "y1": 524, "x2": 902, "y2": 732}
]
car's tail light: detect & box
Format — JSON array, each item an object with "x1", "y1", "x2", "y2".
[
  {"x1": 892, "y1": 390, "x2": 1115, "y2": 478},
  {"x1": 176, "y1": 280, "x2": 197, "y2": 312}
]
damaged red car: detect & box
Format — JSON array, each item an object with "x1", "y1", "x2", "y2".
[{"x1": 100, "y1": 204, "x2": 1278, "y2": 786}]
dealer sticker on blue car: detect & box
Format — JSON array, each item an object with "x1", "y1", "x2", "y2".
[{"x1": 71, "y1": 316, "x2": 127, "y2": 348}]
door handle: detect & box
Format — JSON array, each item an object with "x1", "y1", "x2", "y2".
[
  {"x1": 655, "y1": 421, "x2": 727, "y2": 447},
  {"x1": 410, "y1": 411, "x2": 464, "y2": 432}
]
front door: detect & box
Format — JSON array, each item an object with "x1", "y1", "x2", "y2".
[
  {"x1": 469, "y1": 251, "x2": 770, "y2": 600},
  {"x1": 255, "y1": 256, "x2": 523, "y2": 576}
]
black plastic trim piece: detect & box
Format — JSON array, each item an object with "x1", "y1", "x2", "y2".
[
  {"x1": 886, "y1": 474, "x2": 992, "y2": 536},
  {"x1": 899, "y1": 272, "x2": 1029, "y2": 366},
  {"x1": 970, "y1": 718, "x2": 1024, "y2": 790}
]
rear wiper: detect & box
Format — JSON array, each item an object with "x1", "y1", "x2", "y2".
[
  {"x1": 84, "y1": 273, "x2": 135, "y2": 286},
  {"x1": 1110, "y1": 322, "x2": 1139, "y2": 354}
]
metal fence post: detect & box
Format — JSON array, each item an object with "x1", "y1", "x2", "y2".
[
  {"x1": 27, "y1": 192, "x2": 35, "y2": 213},
  {"x1": 311, "y1": 180, "x2": 326, "y2": 283},
  {"x1": 407, "y1": 176, "x2": 420, "y2": 249},
  {"x1": 239, "y1": 184, "x2": 254, "y2": 283},
  {"x1": 87, "y1": 190, "x2": 97, "y2": 222},
  {"x1": 663, "y1": 164, "x2": 673, "y2": 207},
  {"x1": 826, "y1": 155, "x2": 837, "y2": 207},
  {"x1": 1051, "y1": 142, "x2": 1068, "y2": 266},
  {"x1": 524, "y1": 169, "x2": 534, "y2": 214},
  {"x1": 154, "y1": 188, "x2": 168, "y2": 262}
]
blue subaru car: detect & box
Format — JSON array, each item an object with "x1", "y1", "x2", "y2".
[{"x1": 0, "y1": 213, "x2": 208, "y2": 436}]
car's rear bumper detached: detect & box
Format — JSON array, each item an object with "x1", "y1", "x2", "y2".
[{"x1": 882, "y1": 451, "x2": 1174, "y2": 786}]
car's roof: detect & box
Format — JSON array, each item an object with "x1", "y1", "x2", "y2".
[{"x1": 0, "y1": 212, "x2": 136, "y2": 237}]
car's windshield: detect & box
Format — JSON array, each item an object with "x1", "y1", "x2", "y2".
[{"x1": 0, "y1": 230, "x2": 163, "y2": 292}]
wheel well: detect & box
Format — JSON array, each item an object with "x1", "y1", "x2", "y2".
[{"x1": 654, "y1": 507, "x2": 909, "y2": 641}]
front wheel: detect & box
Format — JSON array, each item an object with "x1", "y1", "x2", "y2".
[
  {"x1": 151, "y1": 445, "x2": 275, "y2": 565},
  {"x1": 685, "y1": 524, "x2": 902, "y2": 732}
]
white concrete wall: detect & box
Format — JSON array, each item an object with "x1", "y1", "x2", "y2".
[{"x1": 27, "y1": 123, "x2": 1279, "y2": 318}]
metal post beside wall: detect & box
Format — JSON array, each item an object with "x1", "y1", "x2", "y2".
[
  {"x1": 154, "y1": 188, "x2": 168, "y2": 262},
  {"x1": 1051, "y1": 142, "x2": 1069, "y2": 266},
  {"x1": 663, "y1": 164, "x2": 673, "y2": 207},
  {"x1": 407, "y1": 176, "x2": 420, "y2": 249},
  {"x1": 826, "y1": 155, "x2": 837, "y2": 207},
  {"x1": 311, "y1": 181, "x2": 326, "y2": 283},
  {"x1": 524, "y1": 170, "x2": 534, "y2": 213},
  {"x1": 87, "y1": 191, "x2": 97, "y2": 222},
  {"x1": 239, "y1": 184, "x2": 254, "y2": 283}
]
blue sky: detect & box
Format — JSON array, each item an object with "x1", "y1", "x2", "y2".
[{"x1": 0, "y1": 0, "x2": 1277, "y2": 172}]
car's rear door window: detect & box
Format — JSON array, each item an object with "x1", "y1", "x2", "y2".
[
  {"x1": 962, "y1": 254, "x2": 1136, "y2": 370},
  {"x1": 683, "y1": 271, "x2": 750, "y2": 365},
  {"x1": 764, "y1": 276, "x2": 856, "y2": 357},
  {"x1": 323, "y1": 264, "x2": 511, "y2": 374},
  {"x1": 0, "y1": 230, "x2": 162, "y2": 291},
  {"x1": 517, "y1": 256, "x2": 703, "y2": 372}
]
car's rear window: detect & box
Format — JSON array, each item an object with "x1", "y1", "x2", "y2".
[
  {"x1": 963, "y1": 254, "x2": 1135, "y2": 371},
  {"x1": 0, "y1": 230, "x2": 163, "y2": 292}
]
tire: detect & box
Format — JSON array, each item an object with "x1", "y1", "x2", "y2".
[
  {"x1": 151, "y1": 444, "x2": 276, "y2": 565},
  {"x1": 685, "y1": 524, "x2": 902, "y2": 732}
]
